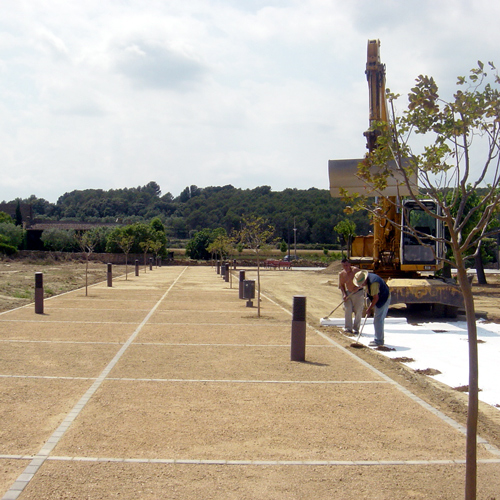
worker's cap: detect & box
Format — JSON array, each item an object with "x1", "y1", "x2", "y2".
[{"x1": 353, "y1": 270, "x2": 368, "y2": 287}]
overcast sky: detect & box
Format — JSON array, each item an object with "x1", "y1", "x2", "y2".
[{"x1": 1, "y1": 0, "x2": 499, "y2": 203}]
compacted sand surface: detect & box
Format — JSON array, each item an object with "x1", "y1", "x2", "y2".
[{"x1": 0, "y1": 263, "x2": 499, "y2": 499}]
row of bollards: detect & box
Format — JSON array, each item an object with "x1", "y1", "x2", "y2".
[
  {"x1": 215, "y1": 261, "x2": 307, "y2": 362},
  {"x1": 34, "y1": 258, "x2": 158, "y2": 315},
  {"x1": 36, "y1": 260, "x2": 306, "y2": 365}
]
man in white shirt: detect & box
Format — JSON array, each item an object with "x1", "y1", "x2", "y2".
[{"x1": 338, "y1": 258, "x2": 364, "y2": 334}]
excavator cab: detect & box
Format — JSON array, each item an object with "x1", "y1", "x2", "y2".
[{"x1": 400, "y1": 200, "x2": 443, "y2": 272}]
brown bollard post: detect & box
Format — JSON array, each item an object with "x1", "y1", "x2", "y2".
[
  {"x1": 135, "y1": 259, "x2": 139, "y2": 277},
  {"x1": 224, "y1": 265, "x2": 229, "y2": 282},
  {"x1": 107, "y1": 263, "x2": 112, "y2": 287},
  {"x1": 216, "y1": 261, "x2": 220, "y2": 274},
  {"x1": 221, "y1": 263, "x2": 226, "y2": 279},
  {"x1": 239, "y1": 270, "x2": 245, "y2": 299},
  {"x1": 35, "y1": 272, "x2": 44, "y2": 314},
  {"x1": 149, "y1": 257, "x2": 153, "y2": 271},
  {"x1": 291, "y1": 295, "x2": 306, "y2": 361}
]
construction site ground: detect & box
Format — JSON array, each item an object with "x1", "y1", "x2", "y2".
[{"x1": 0, "y1": 262, "x2": 499, "y2": 499}]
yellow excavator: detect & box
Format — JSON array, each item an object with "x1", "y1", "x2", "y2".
[{"x1": 328, "y1": 39, "x2": 463, "y2": 317}]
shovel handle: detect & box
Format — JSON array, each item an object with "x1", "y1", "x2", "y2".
[
  {"x1": 353, "y1": 312, "x2": 369, "y2": 343},
  {"x1": 322, "y1": 289, "x2": 360, "y2": 319}
]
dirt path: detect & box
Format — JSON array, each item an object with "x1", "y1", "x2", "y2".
[{"x1": 0, "y1": 262, "x2": 499, "y2": 498}]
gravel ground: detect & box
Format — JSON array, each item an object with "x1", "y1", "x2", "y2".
[{"x1": 0, "y1": 261, "x2": 499, "y2": 499}]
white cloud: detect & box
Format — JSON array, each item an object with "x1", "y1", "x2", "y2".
[
  {"x1": 0, "y1": 0, "x2": 499, "y2": 202},
  {"x1": 113, "y1": 39, "x2": 207, "y2": 90}
]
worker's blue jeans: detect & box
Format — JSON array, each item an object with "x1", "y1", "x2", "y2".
[{"x1": 373, "y1": 296, "x2": 391, "y2": 345}]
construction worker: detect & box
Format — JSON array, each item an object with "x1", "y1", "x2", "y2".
[
  {"x1": 353, "y1": 270, "x2": 390, "y2": 347},
  {"x1": 338, "y1": 258, "x2": 364, "y2": 335}
]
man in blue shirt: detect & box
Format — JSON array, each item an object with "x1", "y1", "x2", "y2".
[{"x1": 353, "y1": 270, "x2": 391, "y2": 347}]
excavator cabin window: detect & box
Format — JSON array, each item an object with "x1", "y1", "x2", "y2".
[{"x1": 401, "y1": 201, "x2": 439, "y2": 265}]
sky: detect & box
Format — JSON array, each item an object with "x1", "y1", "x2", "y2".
[{"x1": 1, "y1": 1, "x2": 500, "y2": 204}]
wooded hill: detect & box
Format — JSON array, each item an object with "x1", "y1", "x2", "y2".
[{"x1": 13, "y1": 182, "x2": 371, "y2": 246}]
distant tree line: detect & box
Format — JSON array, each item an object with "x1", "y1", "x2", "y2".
[
  {"x1": 7, "y1": 182, "x2": 371, "y2": 246},
  {"x1": 2, "y1": 183, "x2": 498, "y2": 266},
  {"x1": 0, "y1": 211, "x2": 170, "y2": 258}
]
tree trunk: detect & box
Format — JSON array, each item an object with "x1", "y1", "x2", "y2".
[
  {"x1": 85, "y1": 257, "x2": 89, "y2": 296},
  {"x1": 257, "y1": 257, "x2": 261, "y2": 317},
  {"x1": 456, "y1": 264, "x2": 478, "y2": 500},
  {"x1": 474, "y1": 252, "x2": 487, "y2": 285}
]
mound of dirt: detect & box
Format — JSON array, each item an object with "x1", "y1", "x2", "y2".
[{"x1": 321, "y1": 260, "x2": 343, "y2": 274}]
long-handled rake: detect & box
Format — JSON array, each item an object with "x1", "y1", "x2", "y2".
[
  {"x1": 350, "y1": 312, "x2": 369, "y2": 348},
  {"x1": 321, "y1": 290, "x2": 357, "y2": 320}
]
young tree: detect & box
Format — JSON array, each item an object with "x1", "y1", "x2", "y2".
[
  {"x1": 357, "y1": 62, "x2": 500, "y2": 500},
  {"x1": 139, "y1": 240, "x2": 151, "y2": 272},
  {"x1": 110, "y1": 231, "x2": 135, "y2": 280},
  {"x1": 149, "y1": 239, "x2": 164, "y2": 267},
  {"x1": 280, "y1": 240, "x2": 287, "y2": 254},
  {"x1": 207, "y1": 228, "x2": 233, "y2": 263},
  {"x1": 75, "y1": 229, "x2": 100, "y2": 296},
  {"x1": 446, "y1": 187, "x2": 500, "y2": 284},
  {"x1": 148, "y1": 218, "x2": 168, "y2": 263},
  {"x1": 333, "y1": 219, "x2": 356, "y2": 257},
  {"x1": 237, "y1": 215, "x2": 278, "y2": 317}
]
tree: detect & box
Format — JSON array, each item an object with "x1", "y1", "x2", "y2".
[
  {"x1": 0, "y1": 222, "x2": 24, "y2": 249},
  {"x1": 108, "y1": 229, "x2": 135, "y2": 280},
  {"x1": 150, "y1": 216, "x2": 165, "y2": 233},
  {"x1": 446, "y1": 187, "x2": 500, "y2": 284},
  {"x1": 149, "y1": 239, "x2": 164, "y2": 267},
  {"x1": 0, "y1": 234, "x2": 17, "y2": 255},
  {"x1": 237, "y1": 215, "x2": 278, "y2": 317},
  {"x1": 90, "y1": 226, "x2": 113, "y2": 253},
  {"x1": 185, "y1": 229, "x2": 213, "y2": 260},
  {"x1": 139, "y1": 240, "x2": 152, "y2": 272},
  {"x1": 207, "y1": 229, "x2": 233, "y2": 263},
  {"x1": 357, "y1": 62, "x2": 500, "y2": 500},
  {"x1": 41, "y1": 228, "x2": 75, "y2": 251},
  {"x1": 148, "y1": 217, "x2": 168, "y2": 256},
  {"x1": 75, "y1": 229, "x2": 100, "y2": 296},
  {"x1": 0, "y1": 212, "x2": 13, "y2": 224},
  {"x1": 179, "y1": 186, "x2": 191, "y2": 203},
  {"x1": 127, "y1": 222, "x2": 153, "y2": 254},
  {"x1": 15, "y1": 199, "x2": 22, "y2": 226},
  {"x1": 333, "y1": 220, "x2": 356, "y2": 257},
  {"x1": 0, "y1": 219, "x2": 20, "y2": 255}
]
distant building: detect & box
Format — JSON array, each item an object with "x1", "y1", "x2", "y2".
[
  {"x1": 0, "y1": 202, "x2": 33, "y2": 223},
  {"x1": 25, "y1": 221, "x2": 119, "y2": 250}
]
